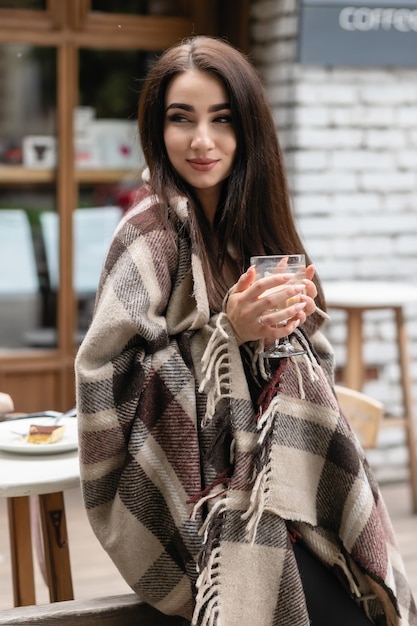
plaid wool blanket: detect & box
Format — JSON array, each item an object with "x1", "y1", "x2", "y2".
[{"x1": 75, "y1": 184, "x2": 417, "y2": 626}]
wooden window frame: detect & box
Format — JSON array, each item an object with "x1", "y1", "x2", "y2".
[{"x1": 0, "y1": 0, "x2": 248, "y2": 411}]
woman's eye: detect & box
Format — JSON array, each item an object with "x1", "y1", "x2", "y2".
[
  {"x1": 214, "y1": 115, "x2": 232, "y2": 124},
  {"x1": 167, "y1": 113, "x2": 189, "y2": 123}
]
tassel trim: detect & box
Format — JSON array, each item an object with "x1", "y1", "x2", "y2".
[
  {"x1": 192, "y1": 498, "x2": 229, "y2": 626},
  {"x1": 241, "y1": 463, "x2": 271, "y2": 544},
  {"x1": 199, "y1": 313, "x2": 231, "y2": 427},
  {"x1": 192, "y1": 546, "x2": 221, "y2": 626}
]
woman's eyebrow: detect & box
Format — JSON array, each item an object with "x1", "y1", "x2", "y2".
[
  {"x1": 165, "y1": 102, "x2": 230, "y2": 112},
  {"x1": 209, "y1": 103, "x2": 231, "y2": 112},
  {"x1": 165, "y1": 103, "x2": 193, "y2": 112}
]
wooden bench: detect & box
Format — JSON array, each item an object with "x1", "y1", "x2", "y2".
[{"x1": 0, "y1": 594, "x2": 188, "y2": 625}]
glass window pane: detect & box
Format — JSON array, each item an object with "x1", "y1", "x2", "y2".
[
  {"x1": 0, "y1": 44, "x2": 57, "y2": 350},
  {"x1": 74, "y1": 47, "x2": 163, "y2": 334},
  {"x1": 0, "y1": 0, "x2": 46, "y2": 8},
  {"x1": 79, "y1": 48, "x2": 154, "y2": 119},
  {"x1": 91, "y1": 0, "x2": 186, "y2": 16},
  {"x1": 0, "y1": 45, "x2": 56, "y2": 166},
  {"x1": 92, "y1": 0, "x2": 147, "y2": 13},
  {"x1": 77, "y1": 48, "x2": 156, "y2": 177},
  {"x1": 0, "y1": 196, "x2": 58, "y2": 350},
  {"x1": 77, "y1": 47, "x2": 158, "y2": 174}
]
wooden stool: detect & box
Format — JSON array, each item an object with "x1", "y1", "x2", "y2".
[
  {"x1": 324, "y1": 281, "x2": 417, "y2": 512},
  {"x1": 335, "y1": 384, "x2": 383, "y2": 450}
]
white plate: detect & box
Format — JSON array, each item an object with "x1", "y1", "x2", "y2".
[{"x1": 0, "y1": 417, "x2": 78, "y2": 455}]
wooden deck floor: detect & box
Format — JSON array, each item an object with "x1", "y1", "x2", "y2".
[{"x1": 1, "y1": 481, "x2": 416, "y2": 611}]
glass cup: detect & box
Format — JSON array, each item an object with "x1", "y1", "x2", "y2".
[{"x1": 250, "y1": 254, "x2": 306, "y2": 358}]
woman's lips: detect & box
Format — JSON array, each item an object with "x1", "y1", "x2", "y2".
[{"x1": 187, "y1": 159, "x2": 218, "y2": 172}]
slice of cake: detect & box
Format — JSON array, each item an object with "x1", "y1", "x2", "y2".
[{"x1": 27, "y1": 423, "x2": 66, "y2": 444}]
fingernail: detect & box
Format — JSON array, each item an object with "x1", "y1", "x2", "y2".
[{"x1": 295, "y1": 302, "x2": 307, "y2": 311}]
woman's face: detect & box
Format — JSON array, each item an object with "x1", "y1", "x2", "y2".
[{"x1": 164, "y1": 69, "x2": 237, "y2": 220}]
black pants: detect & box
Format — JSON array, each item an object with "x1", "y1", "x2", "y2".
[{"x1": 293, "y1": 542, "x2": 374, "y2": 626}]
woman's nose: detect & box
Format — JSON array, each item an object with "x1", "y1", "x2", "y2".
[{"x1": 190, "y1": 124, "x2": 214, "y2": 149}]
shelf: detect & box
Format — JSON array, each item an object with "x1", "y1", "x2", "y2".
[
  {"x1": 0, "y1": 166, "x2": 139, "y2": 186},
  {"x1": 77, "y1": 169, "x2": 140, "y2": 184},
  {"x1": 0, "y1": 167, "x2": 55, "y2": 184}
]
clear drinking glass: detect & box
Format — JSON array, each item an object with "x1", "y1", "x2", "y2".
[{"x1": 250, "y1": 254, "x2": 306, "y2": 358}]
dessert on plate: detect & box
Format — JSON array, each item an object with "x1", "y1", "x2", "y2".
[{"x1": 27, "y1": 423, "x2": 66, "y2": 444}]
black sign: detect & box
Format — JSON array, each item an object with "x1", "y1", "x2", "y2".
[{"x1": 298, "y1": 0, "x2": 417, "y2": 66}]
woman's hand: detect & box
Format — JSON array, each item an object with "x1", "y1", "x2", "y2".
[{"x1": 226, "y1": 265, "x2": 317, "y2": 346}]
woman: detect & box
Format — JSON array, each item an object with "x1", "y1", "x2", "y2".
[{"x1": 75, "y1": 36, "x2": 416, "y2": 625}]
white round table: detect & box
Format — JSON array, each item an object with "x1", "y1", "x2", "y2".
[
  {"x1": 324, "y1": 280, "x2": 417, "y2": 512},
  {"x1": 0, "y1": 448, "x2": 79, "y2": 497},
  {"x1": 324, "y1": 281, "x2": 417, "y2": 310},
  {"x1": 0, "y1": 446, "x2": 80, "y2": 607}
]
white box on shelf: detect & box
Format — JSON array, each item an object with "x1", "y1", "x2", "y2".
[
  {"x1": 74, "y1": 106, "x2": 96, "y2": 134},
  {"x1": 89, "y1": 119, "x2": 144, "y2": 169},
  {"x1": 22, "y1": 136, "x2": 56, "y2": 168},
  {"x1": 75, "y1": 135, "x2": 101, "y2": 169}
]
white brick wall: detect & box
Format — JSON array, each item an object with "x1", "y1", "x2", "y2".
[{"x1": 250, "y1": 0, "x2": 417, "y2": 480}]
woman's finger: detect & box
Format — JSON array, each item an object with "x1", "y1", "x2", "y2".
[{"x1": 230, "y1": 266, "x2": 256, "y2": 295}]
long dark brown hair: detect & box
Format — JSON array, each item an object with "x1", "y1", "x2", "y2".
[{"x1": 138, "y1": 36, "x2": 326, "y2": 330}]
